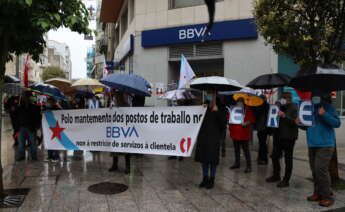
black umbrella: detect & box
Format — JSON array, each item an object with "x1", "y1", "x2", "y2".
[
  {"x1": 4, "y1": 75, "x2": 20, "y2": 83},
  {"x1": 247, "y1": 73, "x2": 291, "y2": 89},
  {"x1": 289, "y1": 64, "x2": 345, "y2": 92}
]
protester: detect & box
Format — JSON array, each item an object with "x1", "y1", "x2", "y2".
[
  {"x1": 88, "y1": 95, "x2": 100, "y2": 109},
  {"x1": 229, "y1": 97, "x2": 255, "y2": 173},
  {"x1": 16, "y1": 92, "x2": 41, "y2": 161},
  {"x1": 253, "y1": 95, "x2": 270, "y2": 165},
  {"x1": 217, "y1": 96, "x2": 227, "y2": 157},
  {"x1": 108, "y1": 91, "x2": 132, "y2": 174},
  {"x1": 195, "y1": 91, "x2": 227, "y2": 189},
  {"x1": 46, "y1": 98, "x2": 62, "y2": 162},
  {"x1": 297, "y1": 91, "x2": 340, "y2": 207},
  {"x1": 266, "y1": 92, "x2": 298, "y2": 188},
  {"x1": 5, "y1": 96, "x2": 20, "y2": 146}
]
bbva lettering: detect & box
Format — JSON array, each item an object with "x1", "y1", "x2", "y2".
[
  {"x1": 179, "y1": 27, "x2": 207, "y2": 40},
  {"x1": 106, "y1": 126, "x2": 139, "y2": 138}
]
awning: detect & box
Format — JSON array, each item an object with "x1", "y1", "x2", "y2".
[{"x1": 100, "y1": 0, "x2": 125, "y2": 23}]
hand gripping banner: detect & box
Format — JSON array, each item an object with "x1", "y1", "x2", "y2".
[{"x1": 42, "y1": 106, "x2": 206, "y2": 157}]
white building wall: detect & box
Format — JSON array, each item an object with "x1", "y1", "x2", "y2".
[{"x1": 223, "y1": 36, "x2": 274, "y2": 85}]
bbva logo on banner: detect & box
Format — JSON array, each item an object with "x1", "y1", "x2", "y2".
[{"x1": 227, "y1": 106, "x2": 244, "y2": 124}]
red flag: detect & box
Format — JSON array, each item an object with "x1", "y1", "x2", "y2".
[
  {"x1": 295, "y1": 89, "x2": 312, "y2": 100},
  {"x1": 23, "y1": 55, "x2": 30, "y2": 87}
]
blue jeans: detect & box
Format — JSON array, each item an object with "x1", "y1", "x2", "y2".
[
  {"x1": 17, "y1": 127, "x2": 37, "y2": 160},
  {"x1": 202, "y1": 163, "x2": 217, "y2": 178}
]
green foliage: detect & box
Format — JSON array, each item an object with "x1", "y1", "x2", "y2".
[
  {"x1": 254, "y1": 0, "x2": 345, "y2": 66},
  {"x1": 0, "y1": 0, "x2": 91, "y2": 75},
  {"x1": 42, "y1": 66, "x2": 66, "y2": 81}
]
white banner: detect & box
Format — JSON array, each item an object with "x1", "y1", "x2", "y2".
[{"x1": 42, "y1": 106, "x2": 206, "y2": 157}]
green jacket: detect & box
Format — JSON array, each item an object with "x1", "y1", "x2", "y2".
[{"x1": 278, "y1": 103, "x2": 298, "y2": 140}]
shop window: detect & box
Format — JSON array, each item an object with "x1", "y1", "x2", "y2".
[
  {"x1": 332, "y1": 91, "x2": 345, "y2": 117},
  {"x1": 169, "y1": 0, "x2": 223, "y2": 9}
]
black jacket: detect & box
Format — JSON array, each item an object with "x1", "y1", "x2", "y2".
[
  {"x1": 278, "y1": 103, "x2": 298, "y2": 140},
  {"x1": 195, "y1": 107, "x2": 227, "y2": 165},
  {"x1": 17, "y1": 103, "x2": 41, "y2": 131}
]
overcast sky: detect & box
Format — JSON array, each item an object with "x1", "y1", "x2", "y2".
[{"x1": 48, "y1": 0, "x2": 97, "y2": 80}]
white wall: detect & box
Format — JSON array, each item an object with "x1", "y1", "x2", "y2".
[
  {"x1": 223, "y1": 36, "x2": 274, "y2": 85},
  {"x1": 132, "y1": 33, "x2": 169, "y2": 106}
]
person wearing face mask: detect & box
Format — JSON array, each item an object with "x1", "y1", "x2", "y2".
[
  {"x1": 195, "y1": 91, "x2": 227, "y2": 189},
  {"x1": 266, "y1": 92, "x2": 298, "y2": 188},
  {"x1": 297, "y1": 91, "x2": 340, "y2": 207},
  {"x1": 229, "y1": 97, "x2": 255, "y2": 173}
]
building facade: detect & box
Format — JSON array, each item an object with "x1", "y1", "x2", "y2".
[
  {"x1": 47, "y1": 40, "x2": 72, "y2": 80},
  {"x1": 100, "y1": 0, "x2": 278, "y2": 106}
]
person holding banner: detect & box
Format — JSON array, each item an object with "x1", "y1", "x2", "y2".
[
  {"x1": 266, "y1": 92, "x2": 298, "y2": 188},
  {"x1": 16, "y1": 92, "x2": 41, "y2": 161},
  {"x1": 108, "y1": 91, "x2": 132, "y2": 174},
  {"x1": 195, "y1": 91, "x2": 227, "y2": 189},
  {"x1": 253, "y1": 95, "x2": 270, "y2": 165},
  {"x1": 229, "y1": 97, "x2": 255, "y2": 173},
  {"x1": 297, "y1": 92, "x2": 340, "y2": 207}
]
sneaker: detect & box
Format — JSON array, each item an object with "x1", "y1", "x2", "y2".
[
  {"x1": 319, "y1": 199, "x2": 334, "y2": 207},
  {"x1": 277, "y1": 181, "x2": 289, "y2": 188},
  {"x1": 307, "y1": 195, "x2": 320, "y2": 202},
  {"x1": 266, "y1": 176, "x2": 281, "y2": 183},
  {"x1": 230, "y1": 164, "x2": 240, "y2": 169}
]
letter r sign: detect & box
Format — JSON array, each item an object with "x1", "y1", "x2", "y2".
[{"x1": 267, "y1": 104, "x2": 279, "y2": 128}]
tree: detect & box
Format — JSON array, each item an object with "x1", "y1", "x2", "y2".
[
  {"x1": 254, "y1": 0, "x2": 345, "y2": 67},
  {"x1": 254, "y1": 0, "x2": 345, "y2": 186},
  {"x1": 0, "y1": 0, "x2": 90, "y2": 200},
  {"x1": 42, "y1": 66, "x2": 66, "y2": 81}
]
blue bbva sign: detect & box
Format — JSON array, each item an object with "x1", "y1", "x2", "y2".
[{"x1": 142, "y1": 18, "x2": 257, "y2": 47}]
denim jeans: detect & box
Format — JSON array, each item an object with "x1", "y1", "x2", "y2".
[{"x1": 17, "y1": 127, "x2": 37, "y2": 160}]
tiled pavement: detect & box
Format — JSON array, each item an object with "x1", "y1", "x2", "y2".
[
  {"x1": 1, "y1": 148, "x2": 345, "y2": 212},
  {"x1": 1, "y1": 114, "x2": 345, "y2": 212}
]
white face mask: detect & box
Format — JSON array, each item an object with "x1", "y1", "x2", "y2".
[
  {"x1": 280, "y1": 98, "x2": 287, "y2": 105},
  {"x1": 312, "y1": 96, "x2": 321, "y2": 105}
]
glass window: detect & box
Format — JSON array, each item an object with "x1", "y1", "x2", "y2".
[{"x1": 169, "y1": 0, "x2": 223, "y2": 9}]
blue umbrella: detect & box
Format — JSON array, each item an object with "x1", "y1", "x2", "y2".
[
  {"x1": 29, "y1": 83, "x2": 66, "y2": 100},
  {"x1": 4, "y1": 75, "x2": 20, "y2": 83},
  {"x1": 100, "y1": 73, "x2": 151, "y2": 97}
]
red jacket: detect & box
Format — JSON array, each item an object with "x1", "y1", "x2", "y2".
[{"x1": 229, "y1": 106, "x2": 255, "y2": 141}]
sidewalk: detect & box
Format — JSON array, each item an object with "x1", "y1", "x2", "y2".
[{"x1": 1, "y1": 147, "x2": 345, "y2": 212}]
